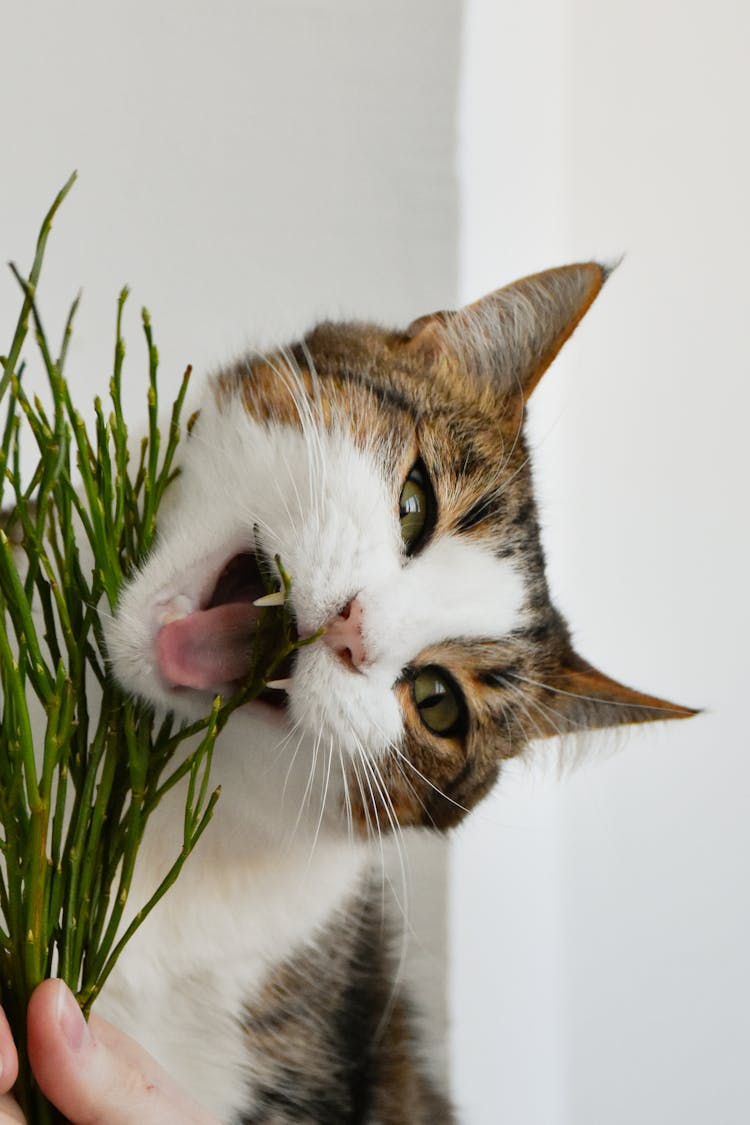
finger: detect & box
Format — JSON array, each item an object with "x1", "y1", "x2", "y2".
[
  {"x1": 28, "y1": 980, "x2": 218, "y2": 1125},
  {"x1": 0, "y1": 1093, "x2": 25, "y2": 1124},
  {"x1": 0, "y1": 1007, "x2": 19, "y2": 1095}
]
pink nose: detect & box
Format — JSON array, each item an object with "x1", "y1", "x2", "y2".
[{"x1": 323, "y1": 597, "x2": 367, "y2": 670}]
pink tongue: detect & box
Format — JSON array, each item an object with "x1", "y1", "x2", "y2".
[{"x1": 156, "y1": 603, "x2": 262, "y2": 690}]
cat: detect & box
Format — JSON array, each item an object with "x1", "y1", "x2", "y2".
[{"x1": 102, "y1": 262, "x2": 694, "y2": 1124}]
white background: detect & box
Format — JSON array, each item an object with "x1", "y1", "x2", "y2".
[
  {"x1": 453, "y1": 1, "x2": 750, "y2": 1122},
  {"x1": 2, "y1": 3, "x2": 748, "y2": 1123}
]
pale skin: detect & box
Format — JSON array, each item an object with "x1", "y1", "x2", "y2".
[{"x1": 0, "y1": 980, "x2": 219, "y2": 1125}]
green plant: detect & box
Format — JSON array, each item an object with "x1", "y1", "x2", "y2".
[{"x1": 0, "y1": 176, "x2": 306, "y2": 1122}]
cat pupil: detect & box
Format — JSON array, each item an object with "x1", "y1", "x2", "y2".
[
  {"x1": 398, "y1": 460, "x2": 435, "y2": 553},
  {"x1": 412, "y1": 666, "x2": 465, "y2": 737}
]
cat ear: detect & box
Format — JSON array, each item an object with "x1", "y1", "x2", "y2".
[
  {"x1": 406, "y1": 262, "x2": 610, "y2": 398},
  {"x1": 533, "y1": 649, "x2": 698, "y2": 736}
]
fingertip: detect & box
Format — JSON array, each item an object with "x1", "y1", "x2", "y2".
[
  {"x1": 28, "y1": 976, "x2": 67, "y2": 1016},
  {"x1": 28, "y1": 980, "x2": 95, "y2": 1121},
  {"x1": 28, "y1": 979, "x2": 86, "y2": 1047},
  {"x1": 0, "y1": 1094, "x2": 26, "y2": 1123},
  {"x1": 28, "y1": 979, "x2": 88, "y2": 1075},
  {"x1": 0, "y1": 1007, "x2": 19, "y2": 1095},
  {"x1": 29, "y1": 984, "x2": 218, "y2": 1124}
]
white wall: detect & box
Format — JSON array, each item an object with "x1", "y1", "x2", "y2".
[
  {"x1": 453, "y1": 1, "x2": 750, "y2": 1122},
  {"x1": 451, "y1": 5, "x2": 570, "y2": 1121},
  {"x1": 1, "y1": 1, "x2": 460, "y2": 388}
]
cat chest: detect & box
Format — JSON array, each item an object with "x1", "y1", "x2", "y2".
[{"x1": 96, "y1": 838, "x2": 369, "y2": 1121}]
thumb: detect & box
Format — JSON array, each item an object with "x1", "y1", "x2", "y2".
[{"x1": 27, "y1": 980, "x2": 218, "y2": 1125}]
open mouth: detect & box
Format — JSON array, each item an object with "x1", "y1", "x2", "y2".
[
  {"x1": 155, "y1": 551, "x2": 295, "y2": 710},
  {"x1": 209, "y1": 550, "x2": 266, "y2": 608}
]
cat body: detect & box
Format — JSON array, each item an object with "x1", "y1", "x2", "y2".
[{"x1": 102, "y1": 263, "x2": 692, "y2": 1122}]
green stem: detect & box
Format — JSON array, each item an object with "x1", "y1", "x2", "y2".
[
  {"x1": 0, "y1": 171, "x2": 77, "y2": 401},
  {"x1": 78, "y1": 786, "x2": 220, "y2": 1017},
  {"x1": 0, "y1": 177, "x2": 321, "y2": 1122}
]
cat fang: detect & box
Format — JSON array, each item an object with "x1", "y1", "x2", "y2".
[
  {"x1": 101, "y1": 263, "x2": 695, "y2": 1124},
  {"x1": 153, "y1": 550, "x2": 299, "y2": 712},
  {"x1": 154, "y1": 545, "x2": 363, "y2": 710}
]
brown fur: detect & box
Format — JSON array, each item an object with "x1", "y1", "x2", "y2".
[
  {"x1": 210, "y1": 264, "x2": 695, "y2": 1121},
  {"x1": 215, "y1": 264, "x2": 693, "y2": 837},
  {"x1": 241, "y1": 884, "x2": 453, "y2": 1124}
]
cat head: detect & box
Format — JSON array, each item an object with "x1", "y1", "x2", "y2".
[{"x1": 106, "y1": 264, "x2": 694, "y2": 836}]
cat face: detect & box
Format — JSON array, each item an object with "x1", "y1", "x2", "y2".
[{"x1": 106, "y1": 264, "x2": 693, "y2": 834}]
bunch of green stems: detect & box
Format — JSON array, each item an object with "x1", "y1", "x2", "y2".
[{"x1": 0, "y1": 176, "x2": 302, "y2": 1122}]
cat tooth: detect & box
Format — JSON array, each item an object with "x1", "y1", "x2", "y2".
[
  {"x1": 158, "y1": 594, "x2": 194, "y2": 626},
  {"x1": 265, "y1": 677, "x2": 294, "y2": 692},
  {"x1": 253, "y1": 590, "x2": 286, "y2": 608}
]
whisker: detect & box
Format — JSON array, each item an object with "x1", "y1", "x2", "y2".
[
  {"x1": 387, "y1": 750, "x2": 435, "y2": 827},
  {"x1": 357, "y1": 745, "x2": 387, "y2": 874},
  {"x1": 500, "y1": 680, "x2": 554, "y2": 741},
  {"x1": 338, "y1": 743, "x2": 354, "y2": 845},
  {"x1": 279, "y1": 726, "x2": 306, "y2": 811},
  {"x1": 506, "y1": 669, "x2": 682, "y2": 713},
  {"x1": 349, "y1": 750, "x2": 375, "y2": 846},
  {"x1": 390, "y1": 745, "x2": 473, "y2": 819},
  {"x1": 352, "y1": 745, "x2": 415, "y2": 1051},
  {"x1": 307, "y1": 738, "x2": 334, "y2": 869},
  {"x1": 290, "y1": 727, "x2": 322, "y2": 842},
  {"x1": 267, "y1": 351, "x2": 329, "y2": 530}
]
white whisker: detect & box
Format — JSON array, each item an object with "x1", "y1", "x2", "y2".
[{"x1": 307, "y1": 738, "x2": 334, "y2": 869}]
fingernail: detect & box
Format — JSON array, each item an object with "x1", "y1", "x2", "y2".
[{"x1": 54, "y1": 980, "x2": 88, "y2": 1052}]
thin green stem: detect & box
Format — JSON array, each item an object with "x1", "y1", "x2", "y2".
[
  {"x1": 0, "y1": 171, "x2": 77, "y2": 400},
  {"x1": 0, "y1": 177, "x2": 321, "y2": 1123}
]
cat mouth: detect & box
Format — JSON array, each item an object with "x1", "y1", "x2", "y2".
[{"x1": 155, "y1": 551, "x2": 293, "y2": 710}]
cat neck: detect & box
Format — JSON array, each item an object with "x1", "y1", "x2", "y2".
[{"x1": 115, "y1": 706, "x2": 369, "y2": 970}]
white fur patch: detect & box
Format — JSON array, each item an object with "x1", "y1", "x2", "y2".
[
  {"x1": 102, "y1": 379, "x2": 528, "y2": 1118},
  {"x1": 107, "y1": 387, "x2": 526, "y2": 755},
  {"x1": 98, "y1": 824, "x2": 367, "y2": 1122}
]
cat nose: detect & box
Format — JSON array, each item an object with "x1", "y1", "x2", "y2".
[{"x1": 323, "y1": 597, "x2": 367, "y2": 671}]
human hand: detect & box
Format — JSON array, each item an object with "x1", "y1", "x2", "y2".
[{"x1": 0, "y1": 979, "x2": 220, "y2": 1124}]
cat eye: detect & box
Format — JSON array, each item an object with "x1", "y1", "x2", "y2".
[
  {"x1": 399, "y1": 459, "x2": 436, "y2": 554},
  {"x1": 412, "y1": 666, "x2": 467, "y2": 738}
]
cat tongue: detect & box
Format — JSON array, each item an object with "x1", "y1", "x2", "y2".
[{"x1": 156, "y1": 603, "x2": 261, "y2": 690}]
